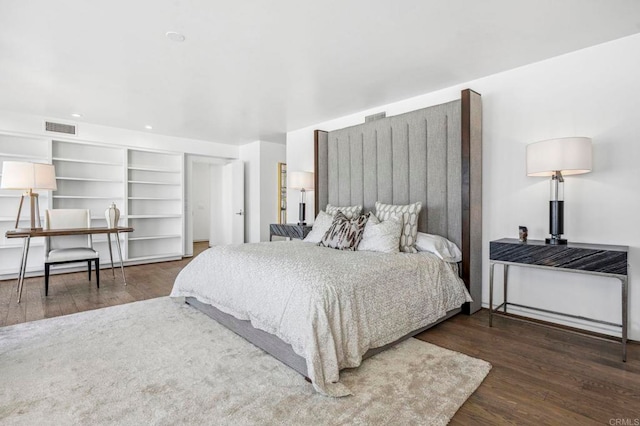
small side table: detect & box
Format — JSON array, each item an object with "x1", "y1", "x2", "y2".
[
  {"x1": 489, "y1": 238, "x2": 629, "y2": 361},
  {"x1": 269, "y1": 224, "x2": 312, "y2": 241}
]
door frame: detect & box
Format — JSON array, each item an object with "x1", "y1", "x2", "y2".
[{"x1": 184, "y1": 154, "x2": 235, "y2": 257}]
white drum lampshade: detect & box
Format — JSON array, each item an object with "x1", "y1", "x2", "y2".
[
  {"x1": 289, "y1": 171, "x2": 314, "y2": 226},
  {"x1": 526, "y1": 137, "x2": 592, "y2": 177},
  {"x1": 526, "y1": 137, "x2": 592, "y2": 245}
]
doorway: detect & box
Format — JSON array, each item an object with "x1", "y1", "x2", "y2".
[{"x1": 185, "y1": 156, "x2": 244, "y2": 256}]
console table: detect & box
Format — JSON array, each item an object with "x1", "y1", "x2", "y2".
[
  {"x1": 269, "y1": 224, "x2": 312, "y2": 241},
  {"x1": 489, "y1": 238, "x2": 629, "y2": 361},
  {"x1": 6, "y1": 227, "x2": 134, "y2": 303}
]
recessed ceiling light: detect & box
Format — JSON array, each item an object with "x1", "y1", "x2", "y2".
[
  {"x1": 145, "y1": 125, "x2": 153, "y2": 130},
  {"x1": 165, "y1": 31, "x2": 185, "y2": 42},
  {"x1": 70, "y1": 113, "x2": 82, "y2": 118}
]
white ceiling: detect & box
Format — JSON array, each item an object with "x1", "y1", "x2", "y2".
[{"x1": 1, "y1": 0, "x2": 639, "y2": 145}]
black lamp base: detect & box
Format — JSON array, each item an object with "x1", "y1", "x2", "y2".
[
  {"x1": 297, "y1": 202, "x2": 306, "y2": 226},
  {"x1": 545, "y1": 237, "x2": 568, "y2": 245}
]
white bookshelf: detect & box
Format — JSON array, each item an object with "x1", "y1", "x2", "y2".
[
  {"x1": 0, "y1": 136, "x2": 186, "y2": 279},
  {"x1": 51, "y1": 140, "x2": 127, "y2": 266},
  {"x1": 0, "y1": 134, "x2": 52, "y2": 276},
  {"x1": 127, "y1": 149, "x2": 183, "y2": 261}
]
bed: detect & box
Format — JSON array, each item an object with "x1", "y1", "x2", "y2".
[{"x1": 171, "y1": 89, "x2": 483, "y2": 396}]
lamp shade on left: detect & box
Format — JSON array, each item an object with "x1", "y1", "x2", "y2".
[{"x1": 0, "y1": 161, "x2": 57, "y2": 190}]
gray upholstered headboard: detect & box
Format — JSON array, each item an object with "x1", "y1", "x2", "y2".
[{"x1": 314, "y1": 89, "x2": 482, "y2": 314}]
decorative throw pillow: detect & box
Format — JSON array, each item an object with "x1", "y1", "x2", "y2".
[
  {"x1": 375, "y1": 201, "x2": 422, "y2": 253},
  {"x1": 357, "y1": 213, "x2": 403, "y2": 254},
  {"x1": 325, "y1": 204, "x2": 363, "y2": 219},
  {"x1": 416, "y1": 232, "x2": 462, "y2": 263},
  {"x1": 303, "y1": 211, "x2": 335, "y2": 244},
  {"x1": 319, "y1": 211, "x2": 369, "y2": 251}
]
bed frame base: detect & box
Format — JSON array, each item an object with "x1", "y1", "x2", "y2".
[{"x1": 185, "y1": 297, "x2": 461, "y2": 378}]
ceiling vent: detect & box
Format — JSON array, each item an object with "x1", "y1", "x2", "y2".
[
  {"x1": 45, "y1": 121, "x2": 77, "y2": 135},
  {"x1": 365, "y1": 112, "x2": 386, "y2": 122}
]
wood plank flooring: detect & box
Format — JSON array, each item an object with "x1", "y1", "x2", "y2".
[
  {"x1": 417, "y1": 312, "x2": 640, "y2": 424},
  {"x1": 0, "y1": 242, "x2": 209, "y2": 327},
  {"x1": 1, "y1": 241, "x2": 638, "y2": 424}
]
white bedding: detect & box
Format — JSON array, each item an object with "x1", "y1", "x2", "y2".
[{"x1": 170, "y1": 241, "x2": 472, "y2": 397}]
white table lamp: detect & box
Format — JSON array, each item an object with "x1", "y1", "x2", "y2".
[
  {"x1": 526, "y1": 137, "x2": 592, "y2": 244},
  {"x1": 289, "y1": 171, "x2": 314, "y2": 225},
  {"x1": 1, "y1": 161, "x2": 57, "y2": 230}
]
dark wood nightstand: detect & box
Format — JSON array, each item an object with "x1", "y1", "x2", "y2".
[
  {"x1": 269, "y1": 224, "x2": 312, "y2": 241},
  {"x1": 489, "y1": 238, "x2": 629, "y2": 361}
]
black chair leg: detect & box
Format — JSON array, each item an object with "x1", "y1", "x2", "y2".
[
  {"x1": 95, "y1": 259, "x2": 100, "y2": 289},
  {"x1": 88, "y1": 260, "x2": 92, "y2": 281},
  {"x1": 45, "y1": 263, "x2": 50, "y2": 296}
]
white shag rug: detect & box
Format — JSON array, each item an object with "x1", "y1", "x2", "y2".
[{"x1": 0, "y1": 297, "x2": 491, "y2": 425}]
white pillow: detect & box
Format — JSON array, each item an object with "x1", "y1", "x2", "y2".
[
  {"x1": 416, "y1": 232, "x2": 462, "y2": 263},
  {"x1": 358, "y1": 213, "x2": 402, "y2": 253},
  {"x1": 303, "y1": 211, "x2": 334, "y2": 243}
]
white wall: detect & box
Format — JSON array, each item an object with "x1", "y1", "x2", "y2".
[
  {"x1": 260, "y1": 141, "x2": 287, "y2": 242},
  {"x1": 286, "y1": 33, "x2": 640, "y2": 340},
  {"x1": 0, "y1": 110, "x2": 238, "y2": 159},
  {"x1": 191, "y1": 162, "x2": 211, "y2": 242},
  {"x1": 239, "y1": 141, "x2": 261, "y2": 243},
  {"x1": 209, "y1": 165, "x2": 224, "y2": 246},
  {"x1": 0, "y1": 109, "x2": 242, "y2": 255},
  {"x1": 240, "y1": 140, "x2": 287, "y2": 243}
]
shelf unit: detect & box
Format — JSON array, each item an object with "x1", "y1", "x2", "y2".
[
  {"x1": 0, "y1": 136, "x2": 186, "y2": 279},
  {"x1": 0, "y1": 134, "x2": 52, "y2": 276},
  {"x1": 127, "y1": 149, "x2": 183, "y2": 261},
  {"x1": 51, "y1": 140, "x2": 127, "y2": 266}
]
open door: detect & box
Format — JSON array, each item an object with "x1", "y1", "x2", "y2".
[{"x1": 222, "y1": 161, "x2": 245, "y2": 244}]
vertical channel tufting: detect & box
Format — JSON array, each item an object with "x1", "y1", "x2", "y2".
[
  {"x1": 323, "y1": 99, "x2": 462, "y2": 244},
  {"x1": 444, "y1": 114, "x2": 449, "y2": 236},
  {"x1": 390, "y1": 126, "x2": 394, "y2": 204},
  {"x1": 349, "y1": 131, "x2": 364, "y2": 209},
  {"x1": 362, "y1": 125, "x2": 378, "y2": 213},
  {"x1": 327, "y1": 136, "x2": 339, "y2": 207},
  {"x1": 424, "y1": 119, "x2": 429, "y2": 230},
  {"x1": 406, "y1": 123, "x2": 410, "y2": 204},
  {"x1": 376, "y1": 125, "x2": 392, "y2": 205},
  {"x1": 447, "y1": 100, "x2": 462, "y2": 248},
  {"x1": 390, "y1": 118, "x2": 410, "y2": 205},
  {"x1": 337, "y1": 131, "x2": 351, "y2": 206},
  {"x1": 361, "y1": 133, "x2": 365, "y2": 209}
]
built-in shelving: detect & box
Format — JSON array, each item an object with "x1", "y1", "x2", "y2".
[
  {"x1": 0, "y1": 136, "x2": 185, "y2": 279},
  {"x1": 56, "y1": 176, "x2": 122, "y2": 183},
  {"x1": 127, "y1": 148, "x2": 183, "y2": 261},
  {"x1": 52, "y1": 157, "x2": 123, "y2": 166},
  {"x1": 52, "y1": 142, "x2": 125, "y2": 228},
  {"x1": 129, "y1": 234, "x2": 181, "y2": 241},
  {"x1": 127, "y1": 214, "x2": 182, "y2": 219}
]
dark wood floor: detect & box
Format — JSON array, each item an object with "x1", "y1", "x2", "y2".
[
  {"x1": 0, "y1": 242, "x2": 209, "y2": 327},
  {"x1": 1, "y1": 241, "x2": 638, "y2": 424},
  {"x1": 418, "y1": 313, "x2": 640, "y2": 425}
]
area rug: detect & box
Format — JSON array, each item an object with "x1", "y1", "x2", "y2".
[{"x1": 0, "y1": 297, "x2": 491, "y2": 425}]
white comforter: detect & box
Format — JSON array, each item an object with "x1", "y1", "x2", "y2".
[{"x1": 170, "y1": 241, "x2": 471, "y2": 397}]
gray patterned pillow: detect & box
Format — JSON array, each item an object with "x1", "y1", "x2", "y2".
[
  {"x1": 325, "y1": 204, "x2": 363, "y2": 219},
  {"x1": 375, "y1": 201, "x2": 422, "y2": 253},
  {"x1": 319, "y1": 211, "x2": 369, "y2": 251}
]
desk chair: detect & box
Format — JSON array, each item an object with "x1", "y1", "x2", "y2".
[{"x1": 44, "y1": 209, "x2": 99, "y2": 296}]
